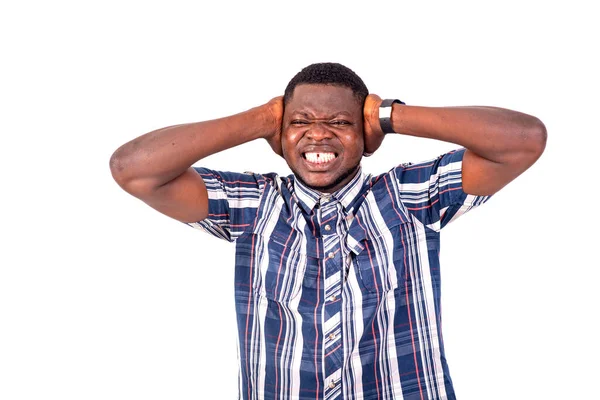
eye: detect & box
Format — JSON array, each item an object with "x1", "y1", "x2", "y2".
[
  {"x1": 329, "y1": 120, "x2": 351, "y2": 126},
  {"x1": 291, "y1": 120, "x2": 309, "y2": 125}
]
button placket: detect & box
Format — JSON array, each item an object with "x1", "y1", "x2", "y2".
[{"x1": 320, "y1": 199, "x2": 344, "y2": 398}]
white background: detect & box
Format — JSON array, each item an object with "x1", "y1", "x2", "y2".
[{"x1": 1, "y1": 1, "x2": 598, "y2": 399}]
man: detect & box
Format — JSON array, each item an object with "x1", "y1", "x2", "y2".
[{"x1": 110, "y1": 63, "x2": 546, "y2": 400}]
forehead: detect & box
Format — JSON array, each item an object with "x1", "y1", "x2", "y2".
[{"x1": 286, "y1": 84, "x2": 361, "y2": 117}]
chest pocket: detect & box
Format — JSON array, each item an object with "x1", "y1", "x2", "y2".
[
  {"x1": 235, "y1": 230, "x2": 313, "y2": 303},
  {"x1": 352, "y1": 220, "x2": 416, "y2": 295},
  {"x1": 260, "y1": 238, "x2": 308, "y2": 302}
]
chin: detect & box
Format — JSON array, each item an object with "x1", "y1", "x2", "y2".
[
  {"x1": 295, "y1": 172, "x2": 334, "y2": 190},
  {"x1": 304, "y1": 178, "x2": 338, "y2": 192},
  {"x1": 294, "y1": 165, "x2": 359, "y2": 193}
]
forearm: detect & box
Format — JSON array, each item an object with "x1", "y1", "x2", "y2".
[
  {"x1": 390, "y1": 104, "x2": 547, "y2": 164},
  {"x1": 110, "y1": 104, "x2": 273, "y2": 193}
]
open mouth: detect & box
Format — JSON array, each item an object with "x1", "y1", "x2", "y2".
[{"x1": 302, "y1": 152, "x2": 338, "y2": 165}]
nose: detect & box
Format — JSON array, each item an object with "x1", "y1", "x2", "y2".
[{"x1": 305, "y1": 122, "x2": 333, "y2": 141}]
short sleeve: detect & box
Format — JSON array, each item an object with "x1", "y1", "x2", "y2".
[
  {"x1": 186, "y1": 168, "x2": 265, "y2": 242},
  {"x1": 393, "y1": 148, "x2": 491, "y2": 231}
]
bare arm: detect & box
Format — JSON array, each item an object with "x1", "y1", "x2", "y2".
[
  {"x1": 364, "y1": 95, "x2": 547, "y2": 196},
  {"x1": 109, "y1": 98, "x2": 283, "y2": 222}
]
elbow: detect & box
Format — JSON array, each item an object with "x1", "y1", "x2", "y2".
[
  {"x1": 109, "y1": 147, "x2": 144, "y2": 194},
  {"x1": 110, "y1": 146, "x2": 164, "y2": 197},
  {"x1": 510, "y1": 117, "x2": 546, "y2": 170},
  {"x1": 109, "y1": 147, "x2": 130, "y2": 188},
  {"x1": 526, "y1": 117, "x2": 548, "y2": 160}
]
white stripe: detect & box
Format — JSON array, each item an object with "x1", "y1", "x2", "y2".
[
  {"x1": 364, "y1": 193, "x2": 399, "y2": 288},
  {"x1": 447, "y1": 194, "x2": 487, "y2": 224},
  {"x1": 255, "y1": 296, "x2": 268, "y2": 399},
  {"x1": 278, "y1": 291, "x2": 303, "y2": 399},
  {"x1": 362, "y1": 198, "x2": 401, "y2": 398},
  {"x1": 324, "y1": 273, "x2": 340, "y2": 292},
  {"x1": 255, "y1": 205, "x2": 279, "y2": 397},
  {"x1": 413, "y1": 220, "x2": 447, "y2": 399},
  {"x1": 229, "y1": 197, "x2": 261, "y2": 209},
  {"x1": 206, "y1": 189, "x2": 228, "y2": 200},
  {"x1": 345, "y1": 263, "x2": 365, "y2": 399},
  {"x1": 396, "y1": 182, "x2": 431, "y2": 192},
  {"x1": 324, "y1": 313, "x2": 340, "y2": 335}
]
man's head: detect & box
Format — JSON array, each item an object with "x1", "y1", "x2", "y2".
[{"x1": 282, "y1": 63, "x2": 369, "y2": 193}]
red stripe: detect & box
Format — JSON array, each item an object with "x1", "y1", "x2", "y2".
[
  {"x1": 222, "y1": 179, "x2": 259, "y2": 185},
  {"x1": 439, "y1": 186, "x2": 462, "y2": 195},
  {"x1": 407, "y1": 198, "x2": 439, "y2": 211},
  {"x1": 324, "y1": 343, "x2": 341, "y2": 358},
  {"x1": 366, "y1": 242, "x2": 382, "y2": 400},
  {"x1": 321, "y1": 214, "x2": 336, "y2": 224},
  {"x1": 383, "y1": 175, "x2": 406, "y2": 223}
]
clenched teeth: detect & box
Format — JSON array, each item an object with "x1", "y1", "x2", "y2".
[{"x1": 304, "y1": 152, "x2": 336, "y2": 164}]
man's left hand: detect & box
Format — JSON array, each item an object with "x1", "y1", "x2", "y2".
[{"x1": 363, "y1": 94, "x2": 384, "y2": 156}]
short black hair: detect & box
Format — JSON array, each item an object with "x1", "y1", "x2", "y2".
[{"x1": 283, "y1": 62, "x2": 369, "y2": 105}]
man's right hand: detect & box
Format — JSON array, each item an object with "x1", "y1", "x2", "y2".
[{"x1": 264, "y1": 96, "x2": 284, "y2": 157}]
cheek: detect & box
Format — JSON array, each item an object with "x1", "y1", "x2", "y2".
[
  {"x1": 281, "y1": 132, "x2": 299, "y2": 159},
  {"x1": 343, "y1": 133, "x2": 364, "y2": 155},
  {"x1": 284, "y1": 129, "x2": 303, "y2": 142}
]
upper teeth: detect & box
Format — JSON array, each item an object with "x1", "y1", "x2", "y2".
[{"x1": 305, "y1": 152, "x2": 335, "y2": 164}]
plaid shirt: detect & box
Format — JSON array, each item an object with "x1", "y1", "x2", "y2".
[{"x1": 188, "y1": 148, "x2": 490, "y2": 400}]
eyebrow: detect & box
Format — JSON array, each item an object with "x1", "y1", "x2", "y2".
[{"x1": 292, "y1": 111, "x2": 354, "y2": 119}]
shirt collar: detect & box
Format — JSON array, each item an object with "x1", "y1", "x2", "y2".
[{"x1": 293, "y1": 166, "x2": 365, "y2": 214}]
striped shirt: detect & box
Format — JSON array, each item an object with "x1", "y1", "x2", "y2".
[{"x1": 189, "y1": 148, "x2": 490, "y2": 400}]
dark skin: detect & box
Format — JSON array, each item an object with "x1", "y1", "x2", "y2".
[
  {"x1": 110, "y1": 84, "x2": 546, "y2": 222},
  {"x1": 281, "y1": 85, "x2": 364, "y2": 192}
]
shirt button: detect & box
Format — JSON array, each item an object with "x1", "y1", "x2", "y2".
[
  {"x1": 328, "y1": 252, "x2": 335, "y2": 259},
  {"x1": 329, "y1": 295, "x2": 337, "y2": 302},
  {"x1": 328, "y1": 381, "x2": 336, "y2": 389},
  {"x1": 324, "y1": 224, "x2": 331, "y2": 231},
  {"x1": 329, "y1": 333, "x2": 336, "y2": 340}
]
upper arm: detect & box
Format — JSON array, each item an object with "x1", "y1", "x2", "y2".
[
  {"x1": 138, "y1": 167, "x2": 210, "y2": 223},
  {"x1": 462, "y1": 123, "x2": 547, "y2": 196},
  {"x1": 462, "y1": 149, "x2": 522, "y2": 196},
  {"x1": 126, "y1": 166, "x2": 265, "y2": 241}
]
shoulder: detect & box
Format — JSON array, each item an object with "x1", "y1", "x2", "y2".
[
  {"x1": 193, "y1": 167, "x2": 284, "y2": 188},
  {"x1": 379, "y1": 149, "x2": 466, "y2": 185}
]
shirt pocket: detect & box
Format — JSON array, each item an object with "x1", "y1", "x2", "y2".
[
  {"x1": 257, "y1": 236, "x2": 308, "y2": 303},
  {"x1": 353, "y1": 221, "x2": 414, "y2": 295}
]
